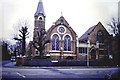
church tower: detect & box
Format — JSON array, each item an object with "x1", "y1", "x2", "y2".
[
  {"x1": 32, "y1": 0, "x2": 46, "y2": 56},
  {"x1": 33, "y1": 0, "x2": 45, "y2": 41}
]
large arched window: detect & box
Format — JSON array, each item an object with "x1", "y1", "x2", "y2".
[
  {"x1": 97, "y1": 31, "x2": 104, "y2": 43},
  {"x1": 64, "y1": 35, "x2": 71, "y2": 51},
  {"x1": 52, "y1": 34, "x2": 60, "y2": 50}
]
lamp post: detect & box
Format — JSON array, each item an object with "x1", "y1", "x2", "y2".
[
  {"x1": 60, "y1": 47, "x2": 63, "y2": 60},
  {"x1": 96, "y1": 41, "x2": 99, "y2": 59},
  {"x1": 87, "y1": 40, "x2": 90, "y2": 67},
  {"x1": 60, "y1": 32, "x2": 63, "y2": 60}
]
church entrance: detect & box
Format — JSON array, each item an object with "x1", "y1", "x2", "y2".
[{"x1": 90, "y1": 47, "x2": 96, "y2": 60}]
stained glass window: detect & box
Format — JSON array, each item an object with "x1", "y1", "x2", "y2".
[
  {"x1": 52, "y1": 34, "x2": 59, "y2": 50},
  {"x1": 64, "y1": 35, "x2": 71, "y2": 51},
  {"x1": 59, "y1": 27, "x2": 65, "y2": 33}
]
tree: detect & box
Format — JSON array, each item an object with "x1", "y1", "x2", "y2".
[
  {"x1": 32, "y1": 28, "x2": 50, "y2": 59},
  {"x1": 0, "y1": 40, "x2": 11, "y2": 60},
  {"x1": 108, "y1": 18, "x2": 119, "y2": 36},
  {"x1": 116, "y1": 21, "x2": 120, "y2": 66},
  {"x1": 9, "y1": 44, "x2": 17, "y2": 61},
  {"x1": 108, "y1": 18, "x2": 120, "y2": 66},
  {"x1": 14, "y1": 26, "x2": 29, "y2": 56},
  {"x1": 9, "y1": 42, "x2": 22, "y2": 58}
]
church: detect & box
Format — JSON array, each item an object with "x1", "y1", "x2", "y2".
[
  {"x1": 27, "y1": 0, "x2": 112, "y2": 61},
  {"x1": 45, "y1": 16, "x2": 77, "y2": 60}
]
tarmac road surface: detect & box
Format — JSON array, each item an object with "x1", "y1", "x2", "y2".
[{"x1": 1, "y1": 66, "x2": 120, "y2": 80}]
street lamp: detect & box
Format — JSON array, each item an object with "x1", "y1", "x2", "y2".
[
  {"x1": 59, "y1": 30, "x2": 64, "y2": 60},
  {"x1": 96, "y1": 41, "x2": 99, "y2": 59},
  {"x1": 96, "y1": 41, "x2": 99, "y2": 48},
  {"x1": 60, "y1": 47, "x2": 63, "y2": 60},
  {"x1": 87, "y1": 40, "x2": 90, "y2": 67}
]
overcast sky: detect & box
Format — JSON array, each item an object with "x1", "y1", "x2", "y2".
[{"x1": 0, "y1": 0, "x2": 119, "y2": 43}]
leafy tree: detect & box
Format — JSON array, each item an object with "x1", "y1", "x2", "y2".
[{"x1": 32, "y1": 28, "x2": 50, "y2": 59}]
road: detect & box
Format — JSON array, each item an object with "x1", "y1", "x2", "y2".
[{"x1": 1, "y1": 66, "x2": 120, "y2": 80}]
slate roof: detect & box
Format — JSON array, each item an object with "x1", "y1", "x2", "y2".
[
  {"x1": 78, "y1": 26, "x2": 95, "y2": 41},
  {"x1": 34, "y1": 0, "x2": 45, "y2": 17},
  {"x1": 78, "y1": 22, "x2": 109, "y2": 42}
]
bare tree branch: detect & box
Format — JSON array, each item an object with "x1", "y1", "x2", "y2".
[
  {"x1": 32, "y1": 28, "x2": 50, "y2": 59},
  {"x1": 108, "y1": 18, "x2": 119, "y2": 36},
  {"x1": 14, "y1": 21, "x2": 30, "y2": 56}
]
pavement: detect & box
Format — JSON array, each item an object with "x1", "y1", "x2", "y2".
[
  {"x1": 3, "y1": 62, "x2": 16, "y2": 67},
  {"x1": 1, "y1": 60, "x2": 119, "y2": 69},
  {"x1": 1, "y1": 60, "x2": 15, "y2": 67}
]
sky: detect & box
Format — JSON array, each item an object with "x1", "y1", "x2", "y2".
[{"x1": 0, "y1": 0, "x2": 119, "y2": 43}]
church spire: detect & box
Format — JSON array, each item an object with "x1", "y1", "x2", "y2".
[
  {"x1": 39, "y1": 0, "x2": 42, "y2": 2},
  {"x1": 34, "y1": 0, "x2": 45, "y2": 17}
]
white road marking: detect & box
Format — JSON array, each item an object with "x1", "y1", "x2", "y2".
[{"x1": 17, "y1": 72, "x2": 26, "y2": 78}]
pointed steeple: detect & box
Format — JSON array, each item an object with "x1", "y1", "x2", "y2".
[
  {"x1": 35, "y1": 0, "x2": 45, "y2": 17},
  {"x1": 39, "y1": 0, "x2": 42, "y2": 2}
]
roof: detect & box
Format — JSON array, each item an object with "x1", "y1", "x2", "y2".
[
  {"x1": 55, "y1": 16, "x2": 69, "y2": 26},
  {"x1": 46, "y1": 16, "x2": 77, "y2": 40},
  {"x1": 78, "y1": 26, "x2": 95, "y2": 41},
  {"x1": 79, "y1": 22, "x2": 110, "y2": 42},
  {"x1": 34, "y1": 0, "x2": 45, "y2": 17}
]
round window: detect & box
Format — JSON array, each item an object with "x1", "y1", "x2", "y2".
[
  {"x1": 57, "y1": 25, "x2": 66, "y2": 34},
  {"x1": 59, "y1": 27, "x2": 65, "y2": 33}
]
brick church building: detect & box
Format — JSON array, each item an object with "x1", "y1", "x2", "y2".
[
  {"x1": 45, "y1": 16, "x2": 77, "y2": 60},
  {"x1": 78, "y1": 22, "x2": 112, "y2": 61},
  {"x1": 27, "y1": 0, "x2": 112, "y2": 61}
]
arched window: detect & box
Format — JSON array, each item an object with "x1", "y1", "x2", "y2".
[
  {"x1": 97, "y1": 31, "x2": 104, "y2": 43},
  {"x1": 64, "y1": 35, "x2": 71, "y2": 51},
  {"x1": 52, "y1": 34, "x2": 59, "y2": 50}
]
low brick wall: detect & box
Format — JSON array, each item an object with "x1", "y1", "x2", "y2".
[
  {"x1": 24, "y1": 59, "x2": 53, "y2": 66},
  {"x1": 23, "y1": 59, "x2": 112, "y2": 66},
  {"x1": 24, "y1": 59, "x2": 87, "y2": 66}
]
